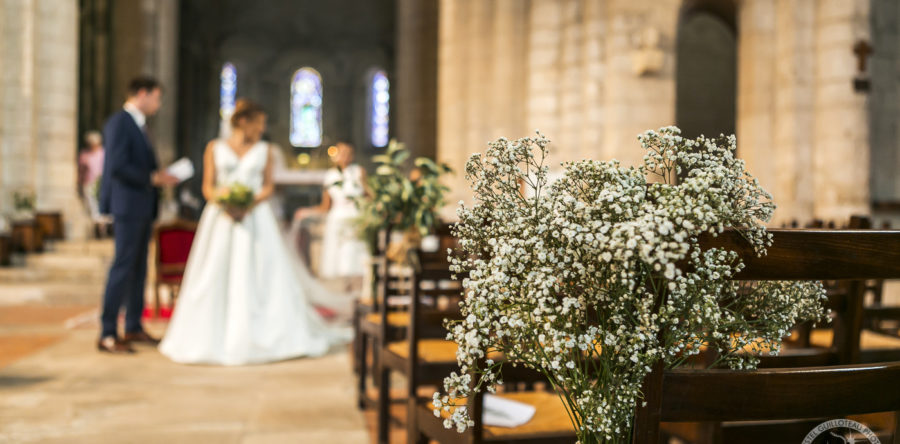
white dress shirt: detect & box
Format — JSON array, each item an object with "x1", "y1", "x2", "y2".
[{"x1": 123, "y1": 102, "x2": 146, "y2": 130}]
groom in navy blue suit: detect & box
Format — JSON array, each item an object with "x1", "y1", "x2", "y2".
[{"x1": 97, "y1": 77, "x2": 178, "y2": 354}]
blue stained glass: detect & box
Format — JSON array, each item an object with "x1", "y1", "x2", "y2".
[
  {"x1": 370, "y1": 70, "x2": 389, "y2": 147},
  {"x1": 220, "y1": 62, "x2": 237, "y2": 119},
  {"x1": 290, "y1": 68, "x2": 323, "y2": 147}
]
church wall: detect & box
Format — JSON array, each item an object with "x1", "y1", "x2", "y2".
[
  {"x1": 438, "y1": 0, "x2": 877, "y2": 225},
  {"x1": 870, "y1": 0, "x2": 900, "y2": 206},
  {"x1": 437, "y1": 0, "x2": 681, "y2": 209},
  {"x1": 0, "y1": 0, "x2": 87, "y2": 238}
]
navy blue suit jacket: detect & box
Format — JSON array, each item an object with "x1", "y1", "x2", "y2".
[{"x1": 99, "y1": 110, "x2": 159, "y2": 220}]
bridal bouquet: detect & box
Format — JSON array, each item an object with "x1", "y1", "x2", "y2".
[
  {"x1": 434, "y1": 127, "x2": 828, "y2": 443},
  {"x1": 218, "y1": 183, "x2": 255, "y2": 222},
  {"x1": 218, "y1": 182, "x2": 254, "y2": 208}
]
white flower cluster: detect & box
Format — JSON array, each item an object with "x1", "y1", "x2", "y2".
[{"x1": 434, "y1": 127, "x2": 828, "y2": 443}]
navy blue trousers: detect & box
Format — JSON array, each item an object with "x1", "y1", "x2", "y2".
[{"x1": 101, "y1": 217, "x2": 153, "y2": 337}]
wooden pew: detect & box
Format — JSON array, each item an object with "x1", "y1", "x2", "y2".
[
  {"x1": 11, "y1": 219, "x2": 43, "y2": 253},
  {"x1": 634, "y1": 228, "x2": 900, "y2": 444},
  {"x1": 407, "y1": 229, "x2": 579, "y2": 444},
  {"x1": 356, "y1": 227, "x2": 413, "y2": 410},
  {"x1": 651, "y1": 362, "x2": 900, "y2": 443},
  {"x1": 375, "y1": 224, "x2": 465, "y2": 444},
  {"x1": 34, "y1": 211, "x2": 64, "y2": 241},
  {"x1": 0, "y1": 233, "x2": 11, "y2": 266}
]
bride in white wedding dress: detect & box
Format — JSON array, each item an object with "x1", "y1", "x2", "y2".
[{"x1": 159, "y1": 99, "x2": 349, "y2": 365}]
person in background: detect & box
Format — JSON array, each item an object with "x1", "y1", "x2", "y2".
[
  {"x1": 78, "y1": 131, "x2": 110, "y2": 238},
  {"x1": 294, "y1": 142, "x2": 369, "y2": 280},
  {"x1": 97, "y1": 76, "x2": 179, "y2": 354}
]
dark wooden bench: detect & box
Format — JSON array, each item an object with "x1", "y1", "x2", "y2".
[
  {"x1": 635, "y1": 228, "x2": 900, "y2": 443},
  {"x1": 376, "y1": 225, "x2": 466, "y2": 444},
  {"x1": 0, "y1": 233, "x2": 11, "y2": 266}
]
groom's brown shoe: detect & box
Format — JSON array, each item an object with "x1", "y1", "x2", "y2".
[
  {"x1": 123, "y1": 330, "x2": 160, "y2": 346},
  {"x1": 97, "y1": 336, "x2": 135, "y2": 354}
]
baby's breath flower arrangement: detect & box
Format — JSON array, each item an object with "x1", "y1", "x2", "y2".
[{"x1": 434, "y1": 127, "x2": 828, "y2": 443}]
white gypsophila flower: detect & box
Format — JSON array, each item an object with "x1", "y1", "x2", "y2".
[{"x1": 434, "y1": 128, "x2": 827, "y2": 443}]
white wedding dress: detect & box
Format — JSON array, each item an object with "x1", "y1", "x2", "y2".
[
  {"x1": 159, "y1": 140, "x2": 350, "y2": 366},
  {"x1": 319, "y1": 165, "x2": 369, "y2": 278}
]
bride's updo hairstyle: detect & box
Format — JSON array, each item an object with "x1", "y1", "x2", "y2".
[{"x1": 230, "y1": 98, "x2": 266, "y2": 128}]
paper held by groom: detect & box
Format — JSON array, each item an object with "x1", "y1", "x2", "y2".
[{"x1": 166, "y1": 157, "x2": 194, "y2": 182}]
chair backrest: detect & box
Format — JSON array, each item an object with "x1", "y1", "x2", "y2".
[
  {"x1": 659, "y1": 361, "x2": 900, "y2": 423},
  {"x1": 154, "y1": 219, "x2": 198, "y2": 280},
  {"x1": 408, "y1": 224, "x2": 465, "y2": 345},
  {"x1": 633, "y1": 229, "x2": 900, "y2": 443},
  {"x1": 0, "y1": 234, "x2": 10, "y2": 266}
]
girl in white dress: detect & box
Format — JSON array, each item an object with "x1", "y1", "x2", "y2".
[
  {"x1": 295, "y1": 142, "x2": 369, "y2": 279},
  {"x1": 159, "y1": 99, "x2": 346, "y2": 365}
]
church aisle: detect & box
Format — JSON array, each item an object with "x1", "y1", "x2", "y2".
[{"x1": 0, "y1": 325, "x2": 367, "y2": 443}]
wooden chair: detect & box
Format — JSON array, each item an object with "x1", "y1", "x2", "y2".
[
  {"x1": 152, "y1": 219, "x2": 198, "y2": 317},
  {"x1": 404, "y1": 228, "x2": 580, "y2": 444},
  {"x1": 356, "y1": 227, "x2": 416, "y2": 411},
  {"x1": 373, "y1": 224, "x2": 470, "y2": 444},
  {"x1": 646, "y1": 361, "x2": 900, "y2": 443},
  {"x1": 634, "y1": 228, "x2": 900, "y2": 443},
  {"x1": 11, "y1": 219, "x2": 43, "y2": 253},
  {"x1": 34, "y1": 211, "x2": 64, "y2": 241},
  {"x1": 0, "y1": 233, "x2": 11, "y2": 266}
]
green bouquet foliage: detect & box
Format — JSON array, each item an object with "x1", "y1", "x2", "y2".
[
  {"x1": 355, "y1": 139, "x2": 453, "y2": 253},
  {"x1": 218, "y1": 183, "x2": 255, "y2": 208}
]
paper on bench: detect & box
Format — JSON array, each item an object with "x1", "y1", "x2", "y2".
[
  {"x1": 166, "y1": 157, "x2": 195, "y2": 182},
  {"x1": 482, "y1": 394, "x2": 537, "y2": 428}
]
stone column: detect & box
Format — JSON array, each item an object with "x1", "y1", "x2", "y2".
[
  {"x1": 580, "y1": 0, "x2": 607, "y2": 160},
  {"x1": 437, "y1": 0, "x2": 473, "y2": 209},
  {"x1": 602, "y1": 0, "x2": 679, "y2": 167},
  {"x1": 33, "y1": 0, "x2": 88, "y2": 238},
  {"x1": 396, "y1": 0, "x2": 439, "y2": 160},
  {"x1": 812, "y1": 0, "x2": 870, "y2": 220},
  {"x1": 869, "y1": 0, "x2": 900, "y2": 203},
  {"x1": 737, "y1": 0, "x2": 777, "y2": 204},
  {"x1": 148, "y1": 0, "x2": 179, "y2": 167},
  {"x1": 0, "y1": 0, "x2": 37, "y2": 215},
  {"x1": 771, "y1": 0, "x2": 816, "y2": 224},
  {"x1": 526, "y1": 0, "x2": 564, "y2": 157},
  {"x1": 556, "y1": 0, "x2": 584, "y2": 162},
  {"x1": 489, "y1": 0, "x2": 528, "y2": 140}
]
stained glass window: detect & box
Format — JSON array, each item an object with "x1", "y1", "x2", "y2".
[
  {"x1": 220, "y1": 62, "x2": 237, "y2": 119},
  {"x1": 370, "y1": 70, "x2": 390, "y2": 147},
  {"x1": 290, "y1": 68, "x2": 323, "y2": 147}
]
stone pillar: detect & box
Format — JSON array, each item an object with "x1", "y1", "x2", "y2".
[
  {"x1": 0, "y1": 0, "x2": 37, "y2": 215},
  {"x1": 0, "y1": 0, "x2": 87, "y2": 238},
  {"x1": 737, "y1": 0, "x2": 777, "y2": 205},
  {"x1": 489, "y1": 0, "x2": 528, "y2": 140},
  {"x1": 868, "y1": 0, "x2": 900, "y2": 204},
  {"x1": 526, "y1": 0, "x2": 564, "y2": 157},
  {"x1": 395, "y1": 0, "x2": 439, "y2": 160},
  {"x1": 33, "y1": 0, "x2": 88, "y2": 238},
  {"x1": 772, "y1": 0, "x2": 816, "y2": 224},
  {"x1": 437, "y1": 0, "x2": 472, "y2": 210},
  {"x1": 462, "y1": 1, "x2": 493, "y2": 163},
  {"x1": 557, "y1": 0, "x2": 584, "y2": 162},
  {"x1": 602, "y1": 0, "x2": 679, "y2": 167},
  {"x1": 812, "y1": 0, "x2": 870, "y2": 220},
  {"x1": 148, "y1": 0, "x2": 179, "y2": 167},
  {"x1": 580, "y1": 0, "x2": 607, "y2": 160}
]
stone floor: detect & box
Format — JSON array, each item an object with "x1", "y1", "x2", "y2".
[{"x1": 0, "y1": 239, "x2": 371, "y2": 444}]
